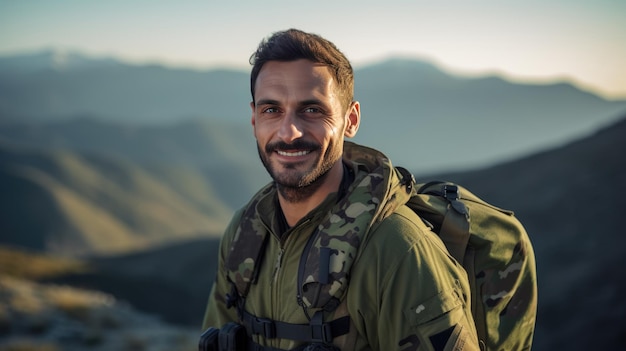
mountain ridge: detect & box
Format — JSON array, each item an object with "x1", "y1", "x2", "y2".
[
  {"x1": 2, "y1": 49, "x2": 620, "y2": 101},
  {"x1": 2, "y1": 51, "x2": 625, "y2": 174}
]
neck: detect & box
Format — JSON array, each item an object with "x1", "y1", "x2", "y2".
[{"x1": 278, "y1": 160, "x2": 344, "y2": 227}]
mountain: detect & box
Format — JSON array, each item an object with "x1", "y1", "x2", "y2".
[
  {"x1": 0, "y1": 140, "x2": 233, "y2": 256},
  {"x1": 0, "y1": 49, "x2": 122, "y2": 73},
  {"x1": 1, "y1": 50, "x2": 624, "y2": 173},
  {"x1": 352, "y1": 58, "x2": 626, "y2": 172},
  {"x1": 0, "y1": 50, "x2": 251, "y2": 124}
]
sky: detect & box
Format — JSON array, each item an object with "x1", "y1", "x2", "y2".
[{"x1": 1, "y1": 0, "x2": 625, "y2": 99}]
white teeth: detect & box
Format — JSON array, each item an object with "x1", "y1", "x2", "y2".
[{"x1": 277, "y1": 150, "x2": 310, "y2": 157}]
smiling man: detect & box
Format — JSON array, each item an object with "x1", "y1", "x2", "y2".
[{"x1": 202, "y1": 29, "x2": 480, "y2": 351}]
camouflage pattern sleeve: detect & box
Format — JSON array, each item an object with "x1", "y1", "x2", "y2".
[
  {"x1": 348, "y1": 206, "x2": 481, "y2": 351},
  {"x1": 201, "y1": 210, "x2": 243, "y2": 330}
]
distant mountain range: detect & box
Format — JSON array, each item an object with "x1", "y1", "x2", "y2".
[
  {"x1": 0, "y1": 50, "x2": 250, "y2": 124},
  {"x1": 1, "y1": 49, "x2": 625, "y2": 173}
]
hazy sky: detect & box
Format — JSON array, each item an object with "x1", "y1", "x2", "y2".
[{"x1": 1, "y1": 0, "x2": 625, "y2": 98}]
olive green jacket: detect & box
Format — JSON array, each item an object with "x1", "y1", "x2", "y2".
[{"x1": 203, "y1": 142, "x2": 480, "y2": 350}]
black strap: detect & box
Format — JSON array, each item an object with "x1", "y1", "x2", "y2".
[
  {"x1": 395, "y1": 166, "x2": 415, "y2": 194},
  {"x1": 416, "y1": 180, "x2": 445, "y2": 195},
  {"x1": 415, "y1": 180, "x2": 471, "y2": 265},
  {"x1": 242, "y1": 310, "x2": 350, "y2": 344}
]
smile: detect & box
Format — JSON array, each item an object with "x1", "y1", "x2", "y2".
[{"x1": 277, "y1": 150, "x2": 311, "y2": 157}]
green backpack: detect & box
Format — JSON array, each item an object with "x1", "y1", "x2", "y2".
[{"x1": 397, "y1": 167, "x2": 538, "y2": 350}]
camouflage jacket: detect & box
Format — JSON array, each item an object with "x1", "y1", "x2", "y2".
[{"x1": 203, "y1": 141, "x2": 480, "y2": 350}]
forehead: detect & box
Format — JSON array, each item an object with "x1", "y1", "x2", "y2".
[{"x1": 254, "y1": 59, "x2": 337, "y2": 101}]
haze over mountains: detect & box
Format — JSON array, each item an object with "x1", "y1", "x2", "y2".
[
  {"x1": 2, "y1": 49, "x2": 625, "y2": 173},
  {"x1": 0, "y1": 49, "x2": 625, "y2": 350}
]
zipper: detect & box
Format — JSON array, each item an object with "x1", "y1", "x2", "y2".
[
  {"x1": 271, "y1": 247, "x2": 285, "y2": 283},
  {"x1": 269, "y1": 218, "x2": 312, "y2": 319},
  {"x1": 267, "y1": 239, "x2": 285, "y2": 350}
]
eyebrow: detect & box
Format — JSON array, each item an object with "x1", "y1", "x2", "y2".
[
  {"x1": 255, "y1": 99, "x2": 325, "y2": 107},
  {"x1": 255, "y1": 99, "x2": 280, "y2": 106},
  {"x1": 299, "y1": 99, "x2": 324, "y2": 107}
]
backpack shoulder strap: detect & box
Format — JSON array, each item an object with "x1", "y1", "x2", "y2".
[
  {"x1": 396, "y1": 168, "x2": 473, "y2": 265},
  {"x1": 415, "y1": 180, "x2": 471, "y2": 265}
]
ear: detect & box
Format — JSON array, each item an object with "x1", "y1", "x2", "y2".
[{"x1": 344, "y1": 101, "x2": 360, "y2": 138}]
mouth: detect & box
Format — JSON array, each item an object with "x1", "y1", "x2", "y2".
[
  {"x1": 277, "y1": 149, "x2": 311, "y2": 157},
  {"x1": 268, "y1": 141, "x2": 319, "y2": 160}
]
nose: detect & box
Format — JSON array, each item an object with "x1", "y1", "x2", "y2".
[{"x1": 276, "y1": 111, "x2": 303, "y2": 143}]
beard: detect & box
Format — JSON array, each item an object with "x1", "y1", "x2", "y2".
[{"x1": 257, "y1": 139, "x2": 343, "y2": 203}]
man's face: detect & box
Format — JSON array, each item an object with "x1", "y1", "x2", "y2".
[{"x1": 251, "y1": 59, "x2": 359, "y2": 194}]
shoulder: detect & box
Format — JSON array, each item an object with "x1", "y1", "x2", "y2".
[
  {"x1": 351, "y1": 204, "x2": 465, "y2": 295},
  {"x1": 346, "y1": 205, "x2": 474, "y2": 343},
  {"x1": 366, "y1": 204, "x2": 448, "y2": 255}
]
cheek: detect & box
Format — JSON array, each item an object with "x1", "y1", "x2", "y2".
[
  {"x1": 321, "y1": 127, "x2": 343, "y2": 150},
  {"x1": 321, "y1": 119, "x2": 342, "y2": 137},
  {"x1": 326, "y1": 121, "x2": 347, "y2": 142},
  {"x1": 253, "y1": 122, "x2": 272, "y2": 140},
  {"x1": 316, "y1": 126, "x2": 338, "y2": 147},
  {"x1": 329, "y1": 125, "x2": 340, "y2": 136}
]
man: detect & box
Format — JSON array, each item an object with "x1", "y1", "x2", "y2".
[{"x1": 202, "y1": 29, "x2": 480, "y2": 351}]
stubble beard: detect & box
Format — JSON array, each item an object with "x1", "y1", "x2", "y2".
[{"x1": 257, "y1": 140, "x2": 341, "y2": 203}]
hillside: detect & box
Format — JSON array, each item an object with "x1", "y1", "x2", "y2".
[
  {"x1": 0, "y1": 118, "x2": 268, "y2": 210},
  {"x1": 0, "y1": 141, "x2": 231, "y2": 256},
  {"x1": 0, "y1": 246, "x2": 199, "y2": 351},
  {"x1": 49, "y1": 237, "x2": 221, "y2": 327}
]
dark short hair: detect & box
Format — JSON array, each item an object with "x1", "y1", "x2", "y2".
[{"x1": 249, "y1": 29, "x2": 354, "y2": 110}]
